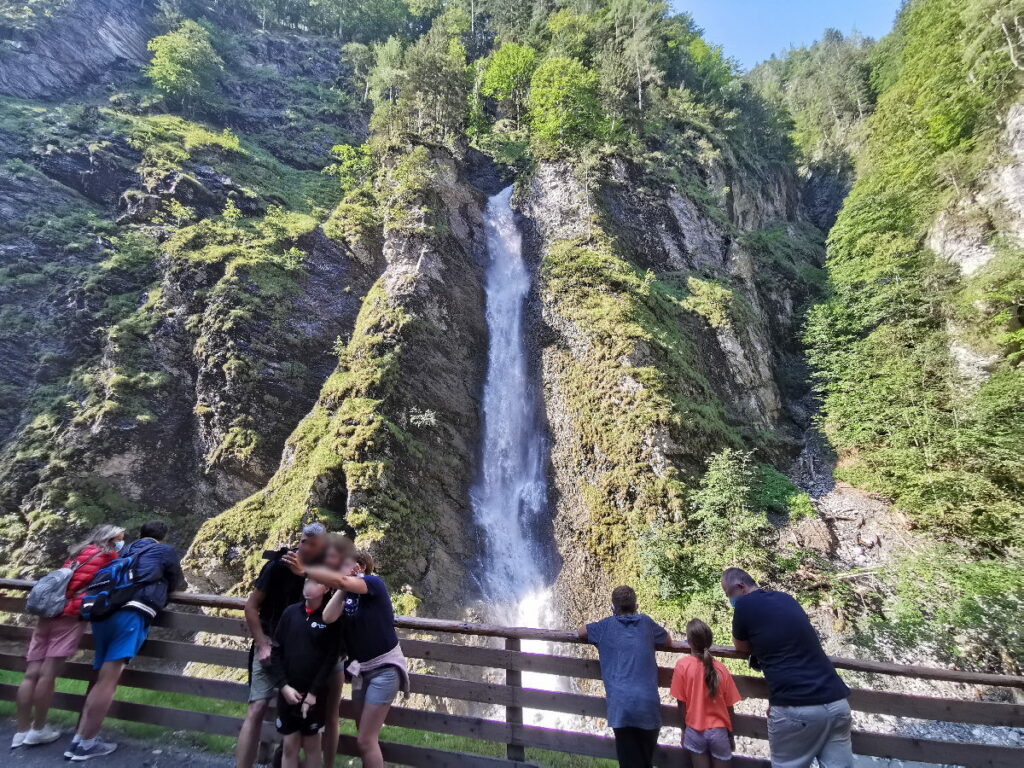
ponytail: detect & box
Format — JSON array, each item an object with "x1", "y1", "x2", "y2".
[
  {"x1": 702, "y1": 647, "x2": 719, "y2": 699},
  {"x1": 686, "y1": 618, "x2": 719, "y2": 699}
]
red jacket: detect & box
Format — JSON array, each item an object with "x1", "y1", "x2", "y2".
[{"x1": 61, "y1": 545, "x2": 117, "y2": 618}]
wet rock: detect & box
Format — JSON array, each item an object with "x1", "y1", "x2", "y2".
[{"x1": 34, "y1": 141, "x2": 139, "y2": 207}]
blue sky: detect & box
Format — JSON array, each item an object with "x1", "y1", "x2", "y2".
[{"x1": 674, "y1": 0, "x2": 905, "y2": 71}]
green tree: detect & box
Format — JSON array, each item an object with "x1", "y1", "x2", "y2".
[
  {"x1": 368, "y1": 36, "x2": 406, "y2": 106},
  {"x1": 146, "y1": 20, "x2": 223, "y2": 107},
  {"x1": 324, "y1": 144, "x2": 374, "y2": 190},
  {"x1": 527, "y1": 57, "x2": 605, "y2": 158},
  {"x1": 748, "y1": 29, "x2": 873, "y2": 167},
  {"x1": 343, "y1": 41, "x2": 375, "y2": 102},
  {"x1": 605, "y1": 0, "x2": 666, "y2": 115},
  {"x1": 481, "y1": 42, "x2": 538, "y2": 127}
]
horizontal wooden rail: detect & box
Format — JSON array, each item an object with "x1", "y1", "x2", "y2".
[
  {"x1": 2, "y1": 579, "x2": 1024, "y2": 768},
  {"x1": 3, "y1": 578, "x2": 1021, "y2": 688},
  {"x1": 0, "y1": 684, "x2": 535, "y2": 768}
]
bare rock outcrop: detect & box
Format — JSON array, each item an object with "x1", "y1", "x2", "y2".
[{"x1": 0, "y1": 0, "x2": 154, "y2": 99}]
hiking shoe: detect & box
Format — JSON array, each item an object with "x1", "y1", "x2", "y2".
[
  {"x1": 63, "y1": 734, "x2": 82, "y2": 760},
  {"x1": 69, "y1": 740, "x2": 117, "y2": 761},
  {"x1": 24, "y1": 725, "x2": 62, "y2": 745},
  {"x1": 11, "y1": 731, "x2": 28, "y2": 748}
]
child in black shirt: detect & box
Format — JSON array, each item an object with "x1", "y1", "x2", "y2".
[{"x1": 270, "y1": 579, "x2": 343, "y2": 768}]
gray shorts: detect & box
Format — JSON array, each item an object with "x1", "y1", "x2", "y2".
[
  {"x1": 767, "y1": 698, "x2": 853, "y2": 768},
  {"x1": 351, "y1": 665, "x2": 400, "y2": 707},
  {"x1": 249, "y1": 651, "x2": 283, "y2": 703},
  {"x1": 684, "y1": 726, "x2": 732, "y2": 760}
]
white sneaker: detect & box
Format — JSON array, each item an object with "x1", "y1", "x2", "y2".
[
  {"x1": 24, "y1": 724, "x2": 63, "y2": 745},
  {"x1": 11, "y1": 731, "x2": 28, "y2": 748}
]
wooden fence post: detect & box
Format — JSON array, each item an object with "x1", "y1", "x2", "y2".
[{"x1": 505, "y1": 637, "x2": 526, "y2": 762}]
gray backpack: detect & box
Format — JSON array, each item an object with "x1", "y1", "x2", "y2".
[{"x1": 25, "y1": 550, "x2": 101, "y2": 618}]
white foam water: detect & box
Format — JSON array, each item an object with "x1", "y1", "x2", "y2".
[{"x1": 471, "y1": 186, "x2": 576, "y2": 729}]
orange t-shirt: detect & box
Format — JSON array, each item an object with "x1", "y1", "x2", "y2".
[{"x1": 669, "y1": 655, "x2": 742, "y2": 731}]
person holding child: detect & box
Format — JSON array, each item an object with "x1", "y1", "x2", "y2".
[{"x1": 670, "y1": 619, "x2": 743, "y2": 768}]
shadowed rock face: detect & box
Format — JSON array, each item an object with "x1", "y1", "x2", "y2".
[{"x1": 0, "y1": 0, "x2": 155, "y2": 99}]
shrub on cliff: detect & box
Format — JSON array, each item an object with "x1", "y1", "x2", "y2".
[
  {"x1": 146, "y1": 20, "x2": 224, "y2": 109},
  {"x1": 527, "y1": 57, "x2": 605, "y2": 159}
]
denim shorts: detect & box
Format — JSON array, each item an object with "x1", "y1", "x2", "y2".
[
  {"x1": 351, "y1": 665, "x2": 400, "y2": 707},
  {"x1": 684, "y1": 726, "x2": 732, "y2": 760}
]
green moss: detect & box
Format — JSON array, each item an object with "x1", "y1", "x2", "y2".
[
  {"x1": 189, "y1": 276, "x2": 414, "y2": 588},
  {"x1": 540, "y1": 231, "x2": 743, "y2": 587},
  {"x1": 680, "y1": 276, "x2": 735, "y2": 329}
]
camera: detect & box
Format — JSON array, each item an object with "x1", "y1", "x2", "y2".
[{"x1": 262, "y1": 546, "x2": 292, "y2": 561}]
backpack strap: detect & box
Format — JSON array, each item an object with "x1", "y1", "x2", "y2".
[
  {"x1": 70, "y1": 548, "x2": 103, "y2": 573},
  {"x1": 68, "y1": 549, "x2": 109, "y2": 598}
]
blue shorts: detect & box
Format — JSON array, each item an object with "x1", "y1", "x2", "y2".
[
  {"x1": 684, "y1": 726, "x2": 732, "y2": 761},
  {"x1": 352, "y1": 666, "x2": 400, "y2": 707},
  {"x1": 91, "y1": 610, "x2": 150, "y2": 669}
]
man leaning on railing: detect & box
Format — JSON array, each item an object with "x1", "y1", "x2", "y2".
[
  {"x1": 67, "y1": 520, "x2": 185, "y2": 762},
  {"x1": 723, "y1": 567, "x2": 853, "y2": 768},
  {"x1": 579, "y1": 585, "x2": 671, "y2": 768}
]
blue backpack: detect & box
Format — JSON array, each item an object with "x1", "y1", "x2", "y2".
[{"x1": 79, "y1": 555, "x2": 147, "y2": 622}]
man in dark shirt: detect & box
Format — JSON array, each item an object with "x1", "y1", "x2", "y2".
[
  {"x1": 722, "y1": 567, "x2": 853, "y2": 768},
  {"x1": 270, "y1": 579, "x2": 343, "y2": 768},
  {"x1": 235, "y1": 523, "x2": 327, "y2": 768},
  {"x1": 68, "y1": 521, "x2": 185, "y2": 761}
]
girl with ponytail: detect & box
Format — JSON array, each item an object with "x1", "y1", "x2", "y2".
[{"x1": 669, "y1": 619, "x2": 743, "y2": 767}]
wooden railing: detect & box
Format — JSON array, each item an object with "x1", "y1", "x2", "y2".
[{"x1": 0, "y1": 579, "x2": 1022, "y2": 767}]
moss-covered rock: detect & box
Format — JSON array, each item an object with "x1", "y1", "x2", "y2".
[{"x1": 185, "y1": 145, "x2": 490, "y2": 608}]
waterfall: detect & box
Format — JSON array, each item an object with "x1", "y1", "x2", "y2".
[
  {"x1": 472, "y1": 185, "x2": 550, "y2": 606},
  {"x1": 471, "y1": 186, "x2": 569, "y2": 723}
]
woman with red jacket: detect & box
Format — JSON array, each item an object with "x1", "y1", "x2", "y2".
[{"x1": 12, "y1": 524, "x2": 125, "y2": 749}]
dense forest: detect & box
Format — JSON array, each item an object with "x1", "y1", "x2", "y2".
[{"x1": 0, "y1": 0, "x2": 1021, "y2": 673}]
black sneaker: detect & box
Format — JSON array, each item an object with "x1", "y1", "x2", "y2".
[{"x1": 69, "y1": 740, "x2": 117, "y2": 761}]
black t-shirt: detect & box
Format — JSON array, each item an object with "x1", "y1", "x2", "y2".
[
  {"x1": 732, "y1": 589, "x2": 850, "y2": 707},
  {"x1": 270, "y1": 602, "x2": 344, "y2": 694},
  {"x1": 341, "y1": 574, "x2": 399, "y2": 663},
  {"x1": 253, "y1": 557, "x2": 305, "y2": 636}
]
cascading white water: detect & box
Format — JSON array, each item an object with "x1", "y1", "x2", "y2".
[
  {"x1": 471, "y1": 186, "x2": 569, "y2": 724},
  {"x1": 472, "y1": 185, "x2": 550, "y2": 606}
]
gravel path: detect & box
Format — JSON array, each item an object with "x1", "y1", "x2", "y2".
[{"x1": 3, "y1": 720, "x2": 233, "y2": 768}]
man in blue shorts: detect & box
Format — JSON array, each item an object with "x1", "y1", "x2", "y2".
[{"x1": 66, "y1": 521, "x2": 184, "y2": 761}]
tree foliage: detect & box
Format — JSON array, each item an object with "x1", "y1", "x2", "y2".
[
  {"x1": 481, "y1": 42, "x2": 537, "y2": 127},
  {"x1": 748, "y1": 29, "x2": 874, "y2": 168},
  {"x1": 806, "y1": 0, "x2": 1024, "y2": 551},
  {"x1": 527, "y1": 57, "x2": 605, "y2": 158},
  {"x1": 146, "y1": 20, "x2": 224, "y2": 106}
]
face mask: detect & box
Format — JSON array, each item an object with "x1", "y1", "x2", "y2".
[
  {"x1": 728, "y1": 596, "x2": 738, "y2": 608},
  {"x1": 114, "y1": 540, "x2": 125, "y2": 552}
]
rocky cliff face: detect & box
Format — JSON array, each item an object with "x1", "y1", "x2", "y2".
[
  {"x1": 0, "y1": 8, "x2": 374, "y2": 572},
  {"x1": 185, "y1": 146, "x2": 490, "y2": 607},
  {"x1": 0, "y1": 0, "x2": 154, "y2": 99},
  {"x1": 522, "y1": 154, "x2": 825, "y2": 622}
]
